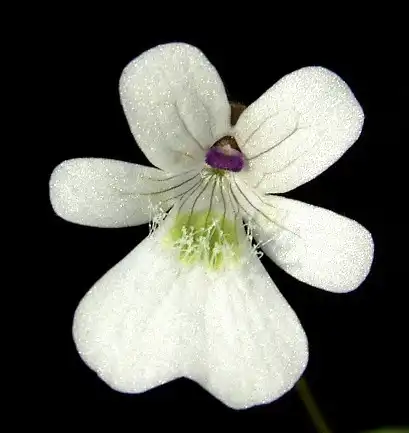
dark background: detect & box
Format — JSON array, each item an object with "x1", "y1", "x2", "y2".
[{"x1": 42, "y1": 22, "x2": 404, "y2": 431}]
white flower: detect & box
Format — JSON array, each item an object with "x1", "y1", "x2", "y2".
[{"x1": 49, "y1": 43, "x2": 374, "y2": 409}]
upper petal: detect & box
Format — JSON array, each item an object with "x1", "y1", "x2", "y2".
[
  {"x1": 120, "y1": 43, "x2": 231, "y2": 173},
  {"x1": 50, "y1": 158, "x2": 201, "y2": 227},
  {"x1": 234, "y1": 67, "x2": 364, "y2": 193},
  {"x1": 73, "y1": 208, "x2": 308, "y2": 409},
  {"x1": 232, "y1": 178, "x2": 374, "y2": 292}
]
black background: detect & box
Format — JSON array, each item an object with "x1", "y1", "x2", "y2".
[{"x1": 41, "y1": 20, "x2": 405, "y2": 431}]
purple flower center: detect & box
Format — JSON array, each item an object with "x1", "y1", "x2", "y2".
[{"x1": 205, "y1": 136, "x2": 244, "y2": 172}]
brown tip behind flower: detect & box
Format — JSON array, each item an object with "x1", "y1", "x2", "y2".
[{"x1": 230, "y1": 102, "x2": 247, "y2": 126}]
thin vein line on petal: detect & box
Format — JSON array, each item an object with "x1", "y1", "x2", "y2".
[
  {"x1": 174, "y1": 101, "x2": 206, "y2": 151},
  {"x1": 251, "y1": 137, "x2": 321, "y2": 184},
  {"x1": 219, "y1": 177, "x2": 227, "y2": 231},
  {"x1": 199, "y1": 96, "x2": 215, "y2": 139},
  {"x1": 204, "y1": 180, "x2": 218, "y2": 227},
  {"x1": 177, "y1": 178, "x2": 208, "y2": 212},
  {"x1": 240, "y1": 113, "x2": 277, "y2": 149},
  {"x1": 187, "y1": 177, "x2": 212, "y2": 224},
  {"x1": 268, "y1": 138, "x2": 320, "y2": 176},
  {"x1": 231, "y1": 177, "x2": 302, "y2": 241},
  {"x1": 225, "y1": 180, "x2": 240, "y2": 240},
  {"x1": 160, "y1": 177, "x2": 204, "y2": 204},
  {"x1": 247, "y1": 127, "x2": 300, "y2": 162},
  {"x1": 140, "y1": 173, "x2": 201, "y2": 196},
  {"x1": 142, "y1": 168, "x2": 198, "y2": 182}
]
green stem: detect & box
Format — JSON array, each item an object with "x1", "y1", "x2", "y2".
[{"x1": 296, "y1": 377, "x2": 333, "y2": 433}]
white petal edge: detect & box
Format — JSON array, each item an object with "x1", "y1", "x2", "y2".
[
  {"x1": 73, "y1": 209, "x2": 308, "y2": 409},
  {"x1": 234, "y1": 66, "x2": 364, "y2": 193},
  {"x1": 50, "y1": 158, "x2": 202, "y2": 228},
  {"x1": 120, "y1": 43, "x2": 231, "y2": 173},
  {"x1": 232, "y1": 178, "x2": 374, "y2": 292}
]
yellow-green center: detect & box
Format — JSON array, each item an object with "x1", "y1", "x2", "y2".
[{"x1": 164, "y1": 210, "x2": 240, "y2": 270}]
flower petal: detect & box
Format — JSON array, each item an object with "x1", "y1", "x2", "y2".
[
  {"x1": 50, "y1": 158, "x2": 201, "y2": 227},
  {"x1": 234, "y1": 67, "x2": 364, "y2": 193},
  {"x1": 200, "y1": 252, "x2": 308, "y2": 409},
  {"x1": 73, "y1": 209, "x2": 308, "y2": 409},
  {"x1": 231, "y1": 179, "x2": 374, "y2": 292},
  {"x1": 120, "y1": 43, "x2": 231, "y2": 173}
]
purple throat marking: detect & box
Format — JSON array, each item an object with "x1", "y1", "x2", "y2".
[{"x1": 205, "y1": 137, "x2": 244, "y2": 172}]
